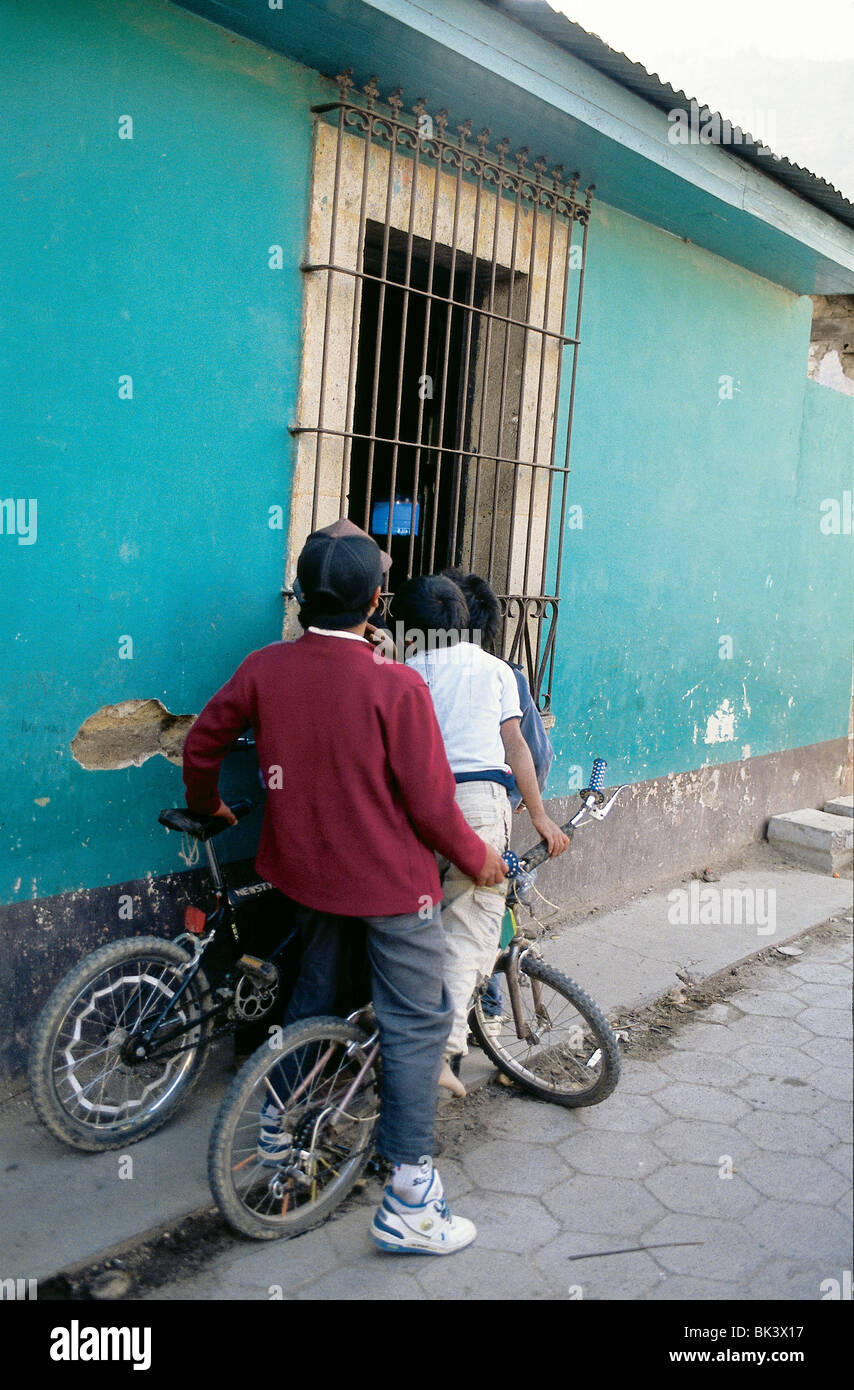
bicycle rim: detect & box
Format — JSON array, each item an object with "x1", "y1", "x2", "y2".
[
  {"x1": 51, "y1": 955, "x2": 203, "y2": 1133},
  {"x1": 471, "y1": 953, "x2": 620, "y2": 1104},
  {"x1": 212, "y1": 1020, "x2": 380, "y2": 1238}
]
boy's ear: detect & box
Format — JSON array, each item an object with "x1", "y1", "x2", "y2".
[{"x1": 368, "y1": 584, "x2": 382, "y2": 616}]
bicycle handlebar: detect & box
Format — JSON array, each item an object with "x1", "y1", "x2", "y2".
[{"x1": 504, "y1": 758, "x2": 625, "y2": 877}]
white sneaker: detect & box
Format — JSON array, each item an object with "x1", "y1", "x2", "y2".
[{"x1": 371, "y1": 1166, "x2": 476, "y2": 1255}]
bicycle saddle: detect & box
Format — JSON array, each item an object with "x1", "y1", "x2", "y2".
[{"x1": 159, "y1": 800, "x2": 251, "y2": 840}]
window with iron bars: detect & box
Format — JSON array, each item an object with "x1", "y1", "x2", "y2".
[{"x1": 287, "y1": 71, "x2": 593, "y2": 712}]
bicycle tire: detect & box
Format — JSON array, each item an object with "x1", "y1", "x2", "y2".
[
  {"x1": 209, "y1": 1017, "x2": 380, "y2": 1241},
  {"x1": 28, "y1": 936, "x2": 212, "y2": 1152},
  {"x1": 469, "y1": 953, "x2": 621, "y2": 1107}
]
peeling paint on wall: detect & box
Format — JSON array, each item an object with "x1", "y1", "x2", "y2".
[
  {"x1": 704, "y1": 699, "x2": 737, "y2": 744},
  {"x1": 71, "y1": 700, "x2": 196, "y2": 771}
]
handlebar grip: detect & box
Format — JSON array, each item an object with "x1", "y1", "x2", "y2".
[
  {"x1": 228, "y1": 799, "x2": 253, "y2": 821},
  {"x1": 590, "y1": 757, "x2": 606, "y2": 793}
]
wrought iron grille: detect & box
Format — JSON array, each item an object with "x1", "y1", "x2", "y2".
[{"x1": 290, "y1": 70, "x2": 593, "y2": 710}]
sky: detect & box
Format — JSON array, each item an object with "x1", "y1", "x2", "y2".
[{"x1": 548, "y1": 0, "x2": 854, "y2": 199}]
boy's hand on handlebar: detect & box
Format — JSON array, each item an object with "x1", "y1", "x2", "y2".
[
  {"x1": 213, "y1": 800, "x2": 238, "y2": 826},
  {"x1": 532, "y1": 814, "x2": 570, "y2": 857},
  {"x1": 476, "y1": 844, "x2": 508, "y2": 886}
]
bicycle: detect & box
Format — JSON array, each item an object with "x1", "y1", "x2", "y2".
[
  {"x1": 208, "y1": 758, "x2": 626, "y2": 1240},
  {"x1": 27, "y1": 736, "x2": 295, "y2": 1152}
]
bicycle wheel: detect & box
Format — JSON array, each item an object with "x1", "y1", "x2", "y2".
[
  {"x1": 28, "y1": 936, "x2": 212, "y2": 1152},
  {"x1": 209, "y1": 1017, "x2": 381, "y2": 1240},
  {"x1": 469, "y1": 952, "x2": 621, "y2": 1106}
]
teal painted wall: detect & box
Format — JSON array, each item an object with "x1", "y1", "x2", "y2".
[
  {"x1": 0, "y1": 0, "x2": 324, "y2": 904},
  {"x1": 547, "y1": 201, "x2": 854, "y2": 789},
  {"x1": 1, "y1": 1, "x2": 851, "y2": 910}
]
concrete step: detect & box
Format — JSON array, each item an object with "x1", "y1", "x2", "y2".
[
  {"x1": 824, "y1": 794, "x2": 854, "y2": 819},
  {"x1": 767, "y1": 807, "x2": 854, "y2": 874}
]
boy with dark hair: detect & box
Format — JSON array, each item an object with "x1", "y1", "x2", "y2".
[
  {"x1": 389, "y1": 575, "x2": 568, "y2": 1096},
  {"x1": 442, "y1": 566, "x2": 554, "y2": 809},
  {"x1": 183, "y1": 524, "x2": 507, "y2": 1255}
]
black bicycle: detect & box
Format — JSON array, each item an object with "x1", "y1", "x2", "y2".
[
  {"x1": 27, "y1": 737, "x2": 292, "y2": 1152},
  {"x1": 208, "y1": 759, "x2": 626, "y2": 1240}
]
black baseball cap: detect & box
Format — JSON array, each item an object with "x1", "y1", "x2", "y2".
[{"x1": 297, "y1": 526, "x2": 385, "y2": 620}]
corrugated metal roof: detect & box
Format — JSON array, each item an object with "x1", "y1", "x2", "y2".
[{"x1": 482, "y1": 0, "x2": 854, "y2": 230}]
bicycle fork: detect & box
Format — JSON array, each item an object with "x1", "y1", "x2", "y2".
[{"x1": 504, "y1": 940, "x2": 549, "y2": 1044}]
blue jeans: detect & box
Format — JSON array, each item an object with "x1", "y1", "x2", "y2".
[
  {"x1": 278, "y1": 899, "x2": 452, "y2": 1164},
  {"x1": 481, "y1": 971, "x2": 504, "y2": 1018}
]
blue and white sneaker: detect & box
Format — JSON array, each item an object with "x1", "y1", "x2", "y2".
[
  {"x1": 371, "y1": 1162, "x2": 476, "y2": 1255},
  {"x1": 256, "y1": 1101, "x2": 291, "y2": 1167}
]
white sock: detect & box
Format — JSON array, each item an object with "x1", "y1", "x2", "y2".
[{"x1": 390, "y1": 1156, "x2": 435, "y2": 1202}]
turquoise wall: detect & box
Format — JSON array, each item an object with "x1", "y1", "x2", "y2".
[
  {"x1": 0, "y1": 0, "x2": 323, "y2": 903},
  {"x1": 548, "y1": 201, "x2": 854, "y2": 788},
  {"x1": 1, "y1": 1, "x2": 851, "y2": 909}
]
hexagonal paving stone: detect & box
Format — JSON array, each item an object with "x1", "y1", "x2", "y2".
[
  {"x1": 734, "y1": 1074, "x2": 826, "y2": 1115},
  {"x1": 656, "y1": 1050, "x2": 748, "y2": 1088},
  {"x1": 736, "y1": 1151, "x2": 849, "y2": 1204},
  {"x1": 795, "y1": 1007, "x2": 853, "y2": 1040},
  {"x1": 728, "y1": 1015, "x2": 812, "y2": 1048},
  {"x1": 618, "y1": 1058, "x2": 669, "y2": 1094},
  {"x1": 744, "y1": 1198, "x2": 850, "y2": 1263},
  {"x1": 534, "y1": 1228, "x2": 666, "y2": 1300},
  {"x1": 744, "y1": 1261, "x2": 828, "y2": 1300},
  {"x1": 823, "y1": 1144, "x2": 853, "y2": 1179},
  {"x1": 786, "y1": 961, "x2": 850, "y2": 985},
  {"x1": 655, "y1": 1082, "x2": 749, "y2": 1124},
  {"x1": 645, "y1": 1274, "x2": 741, "y2": 1300},
  {"x1": 413, "y1": 1245, "x2": 550, "y2": 1300},
  {"x1": 695, "y1": 1002, "x2": 742, "y2": 1024},
  {"x1": 813, "y1": 1102, "x2": 854, "y2": 1140},
  {"x1": 729, "y1": 989, "x2": 804, "y2": 1018},
  {"x1": 736, "y1": 1109, "x2": 836, "y2": 1155},
  {"x1": 556, "y1": 1129, "x2": 666, "y2": 1177},
  {"x1": 745, "y1": 965, "x2": 805, "y2": 992},
  {"x1": 294, "y1": 1263, "x2": 425, "y2": 1300},
  {"x1": 671, "y1": 1024, "x2": 744, "y2": 1054},
  {"x1": 645, "y1": 1161, "x2": 761, "y2": 1218},
  {"x1": 485, "y1": 1096, "x2": 579, "y2": 1145},
  {"x1": 567, "y1": 1092, "x2": 669, "y2": 1134},
  {"x1": 730, "y1": 1044, "x2": 815, "y2": 1081},
  {"x1": 653, "y1": 1118, "x2": 748, "y2": 1165},
  {"x1": 800, "y1": 1034, "x2": 852, "y2": 1068},
  {"x1": 542, "y1": 1174, "x2": 667, "y2": 1236},
  {"x1": 444, "y1": 1191, "x2": 560, "y2": 1253},
  {"x1": 641, "y1": 1212, "x2": 767, "y2": 1279},
  {"x1": 790, "y1": 982, "x2": 851, "y2": 1011},
  {"x1": 460, "y1": 1139, "x2": 570, "y2": 1194},
  {"x1": 810, "y1": 1066, "x2": 853, "y2": 1102}
]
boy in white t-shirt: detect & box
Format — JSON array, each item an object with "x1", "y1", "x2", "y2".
[{"x1": 390, "y1": 575, "x2": 569, "y2": 1094}]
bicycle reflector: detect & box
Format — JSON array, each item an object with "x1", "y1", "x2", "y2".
[{"x1": 184, "y1": 905, "x2": 207, "y2": 934}]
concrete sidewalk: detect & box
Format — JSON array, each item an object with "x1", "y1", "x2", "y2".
[{"x1": 2, "y1": 854, "x2": 851, "y2": 1284}]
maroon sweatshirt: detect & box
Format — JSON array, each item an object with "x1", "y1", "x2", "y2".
[{"x1": 182, "y1": 629, "x2": 488, "y2": 916}]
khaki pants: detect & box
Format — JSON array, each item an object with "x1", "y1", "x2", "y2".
[{"x1": 438, "y1": 781, "x2": 511, "y2": 1056}]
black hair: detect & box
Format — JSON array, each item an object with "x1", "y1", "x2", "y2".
[
  {"x1": 388, "y1": 575, "x2": 469, "y2": 639},
  {"x1": 441, "y1": 567, "x2": 501, "y2": 650},
  {"x1": 296, "y1": 594, "x2": 375, "y2": 631}
]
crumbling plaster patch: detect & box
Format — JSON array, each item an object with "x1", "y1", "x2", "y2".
[{"x1": 71, "y1": 700, "x2": 196, "y2": 771}]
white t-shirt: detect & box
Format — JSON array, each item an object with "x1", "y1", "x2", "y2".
[{"x1": 406, "y1": 641, "x2": 522, "y2": 775}]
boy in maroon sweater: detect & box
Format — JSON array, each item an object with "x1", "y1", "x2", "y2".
[{"x1": 182, "y1": 521, "x2": 505, "y2": 1254}]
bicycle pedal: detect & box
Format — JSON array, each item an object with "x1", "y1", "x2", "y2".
[{"x1": 236, "y1": 955, "x2": 278, "y2": 989}]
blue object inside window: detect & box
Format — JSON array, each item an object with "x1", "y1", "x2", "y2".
[{"x1": 371, "y1": 498, "x2": 420, "y2": 536}]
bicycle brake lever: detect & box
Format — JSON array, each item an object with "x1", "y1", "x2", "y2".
[{"x1": 586, "y1": 785, "x2": 627, "y2": 820}]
